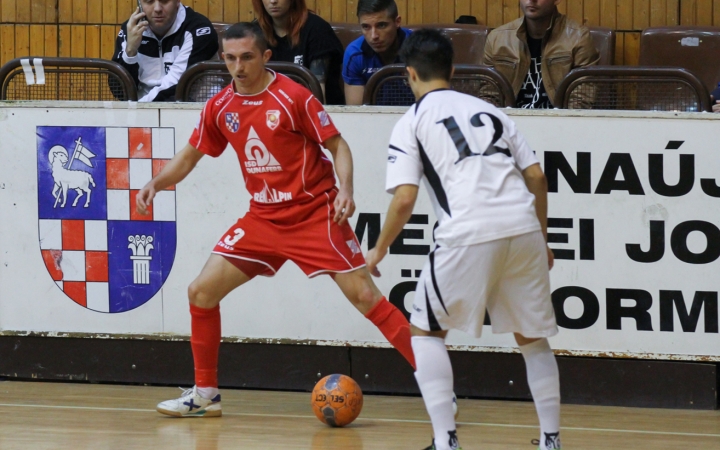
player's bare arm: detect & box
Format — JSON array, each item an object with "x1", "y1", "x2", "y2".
[
  {"x1": 522, "y1": 163, "x2": 554, "y2": 269},
  {"x1": 365, "y1": 184, "x2": 419, "y2": 277},
  {"x1": 323, "y1": 134, "x2": 355, "y2": 225},
  {"x1": 136, "y1": 144, "x2": 204, "y2": 215}
]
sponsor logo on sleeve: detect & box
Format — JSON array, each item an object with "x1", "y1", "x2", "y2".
[
  {"x1": 318, "y1": 111, "x2": 331, "y2": 127},
  {"x1": 214, "y1": 87, "x2": 234, "y2": 106},
  {"x1": 196, "y1": 27, "x2": 212, "y2": 36},
  {"x1": 346, "y1": 239, "x2": 362, "y2": 256},
  {"x1": 278, "y1": 89, "x2": 293, "y2": 104}
]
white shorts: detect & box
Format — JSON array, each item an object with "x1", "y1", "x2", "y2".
[{"x1": 410, "y1": 230, "x2": 558, "y2": 338}]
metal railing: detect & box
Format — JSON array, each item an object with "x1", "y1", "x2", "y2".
[
  {"x1": 0, "y1": 57, "x2": 137, "y2": 101},
  {"x1": 362, "y1": 63, "x2": 516, "y2": 108},
  {"x1": 554, "y1": 66, "x2": 711, "y2": 112}
]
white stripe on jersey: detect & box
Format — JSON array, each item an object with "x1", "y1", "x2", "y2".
[
  {"x1": 304, "y1": 96, "x2": 324, "y2": 144},
  {"x1": 196, "y1": 101, "x2": 210, "y2": 150},
  {"x1": 386, "y1": 89, "x2": 542, "y2": 248},
  {"x1": 267, "y1": 87, "x2": 296, "y2": 131},
  {"x1": 213, "y1": 86, "x2": 234, "y2": 130}
]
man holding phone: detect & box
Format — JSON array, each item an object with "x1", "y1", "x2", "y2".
[{"x1": 113, "y1": 0, "x2": 219, "y2": 102}]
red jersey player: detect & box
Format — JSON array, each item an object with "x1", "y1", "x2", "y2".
[{"x1": 136, "y1": 22, "x2": 415, "y2": 417}]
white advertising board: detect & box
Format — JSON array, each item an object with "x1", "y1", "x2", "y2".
[{"x1": 0, "y1": 103, "x2": 718, "y2": 361}]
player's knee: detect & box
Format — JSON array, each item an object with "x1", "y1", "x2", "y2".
[
  {"x1": 353, "y1": 284, "x2": 380, "y2": 311},
  {"x1": 188, "y1": 280, "x2": 216, "y2": 308}
]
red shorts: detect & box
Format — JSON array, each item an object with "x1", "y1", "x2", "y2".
[{"x1": 212, "y1": 190, "x2": 366, "y2": 278}]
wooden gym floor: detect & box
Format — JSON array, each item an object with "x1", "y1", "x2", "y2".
[{"x1": 0, "y1": 380, "x2": 718, "y2": 449}]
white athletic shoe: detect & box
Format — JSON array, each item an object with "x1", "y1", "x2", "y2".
[
  {"x1": 453, "y1": 392, "x2": 459, "y2": 420},
  {"x1": 156, "y1": 386, "x2": 222, "y2": 417}
]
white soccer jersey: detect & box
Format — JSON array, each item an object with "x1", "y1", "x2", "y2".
[{"x1": 386, "y1": 89, "x2": 541, "y2": 247}]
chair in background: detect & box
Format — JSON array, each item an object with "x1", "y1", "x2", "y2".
[
  {"x1": 587, "y1": 27, "x2": 616, "y2": 66},
  {"x1": 554, "y1": 66, "x2": 711, "y2": 112},
  {"x1": 408, "y1": 24, "x2": 490, "y2": 65},
  {"x1": 363, "y1": 63, "x2": 515, "y2": 107},
  {"x1": 330, "y1": 22, "x2": 363, "y2": 50},
  {"x1": 212, "y1": 22, "x2": 232, "y2": 58},
  {"x1": 640, "y1": 26, "x2": 720, "y2": 95},
  {"x1": 175, "y1": 61, "x2": 325, "y2": 103},
  {"x1": 0, "y1": 57, "x2": 137, "y2": 101}
]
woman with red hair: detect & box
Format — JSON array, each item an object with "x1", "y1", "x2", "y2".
[{"x1": 253, "y1": 0, "x2": 345, "y2": 104}]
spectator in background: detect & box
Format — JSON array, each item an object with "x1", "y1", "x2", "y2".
[
  {"x1": 342, "y1": 0, "x2": 412, "y2": 105},
  {"x1": 113, "y1": 0, "x2": 218, "y2": 102},
  {"x1": 483, "y1": 0, "x2": 598, "y2": 109},
  {"x1": 710, "y1": 85, "x2": 720, "y2": 112},
  {"x1": 253, "y1": 0, "x2": 345, "y2": 104}
]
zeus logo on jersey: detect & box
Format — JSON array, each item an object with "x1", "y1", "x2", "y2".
[{"x1": 244, "y1": 127, "x2": 283, "y2": 173}]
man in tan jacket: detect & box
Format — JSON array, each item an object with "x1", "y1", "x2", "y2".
[{"x1": 483, "y1": 0, "x2": 599, "y2": 108}]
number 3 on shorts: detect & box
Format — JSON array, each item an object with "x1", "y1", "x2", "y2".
[{"x1": 223, "y1": 228, "x2": 245, "y2": 246}]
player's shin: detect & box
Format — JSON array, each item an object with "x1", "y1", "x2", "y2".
[
  {"x1": 519, "y1": 338, "x2": 561, "y2": 450},
  {"x1": 190, "y1": 303, "x2": 221, "y2": 399},
  {"x1": 364, "y1": 298, "x2": 416, "y2": 369},
  {"x1": 412, "y1": 336, "x2": 459, "y2": 450}
]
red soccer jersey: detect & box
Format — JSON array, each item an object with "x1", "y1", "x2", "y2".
[{"x1": 189, "y1": 71, "x2": 340, "y2": 218}]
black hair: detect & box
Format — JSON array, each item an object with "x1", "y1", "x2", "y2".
[
  {"x1": 399, "y1": 28, "x2": 454, "y2": 82},
  {"x1": 357, "y1": 0, "x2": 398, "y2": 19},
  {"x1": 222, "y1": 22, "x2": 268, "y2": 52}
]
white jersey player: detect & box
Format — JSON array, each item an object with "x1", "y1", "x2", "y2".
[{"x1": 366, "y1": 29, "x2": 561, "y2": 450}]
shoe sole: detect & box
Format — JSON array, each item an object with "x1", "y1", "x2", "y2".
[{"x1": 156, "y1": 407, "x2": 222, "y2": 418}]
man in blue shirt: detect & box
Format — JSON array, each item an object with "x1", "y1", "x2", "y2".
[{"x1": 342, "y1": 0, "x2": 412, "y2": 105}]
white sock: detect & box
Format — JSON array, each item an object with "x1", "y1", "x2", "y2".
[
  {"x1": 196, "y1": 386, "x2": 219, "y2": 400},
  {"x1": 412, "y1": 336, "x2": 459, "y2": 450},
  {"x1": 519, "y1": 338, "x2": 561, "y2": 450}
]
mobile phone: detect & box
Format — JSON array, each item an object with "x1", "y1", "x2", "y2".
[{"x1": 137, "y1": 0, "x2": 147, "y2": 22}]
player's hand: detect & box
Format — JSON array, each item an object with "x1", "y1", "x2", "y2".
[
  {"x1": 125, "y1": 7, "x2": 148, "y2": 57},
  {"x1": 547, "y1": 245, "x2": 555, "y2": 270},
  {"x1": 333, "y1": 189, "x2": 355, "y2": 225},
  {"x1": 365, "y1": 247, "x2": 386, "y2": 277},
  {"x1": 136, "y1": 184, "x2": 155, "y2": 215}
]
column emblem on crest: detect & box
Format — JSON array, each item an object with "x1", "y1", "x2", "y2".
[{"x1": 128, "y1": 235, "x2": 154, "y2": 285}]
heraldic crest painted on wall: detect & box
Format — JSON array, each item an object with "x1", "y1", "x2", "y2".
[{"x1": 36, "y1": 126, "x2": 177, "y2": 313}]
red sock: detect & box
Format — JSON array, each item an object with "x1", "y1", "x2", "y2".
[
  {"x1": 365, "y1": 298, "x2": 416, "y2": 369},
  {"x1": 190, "y1": 304, "x2": 221, "y2": 388}
]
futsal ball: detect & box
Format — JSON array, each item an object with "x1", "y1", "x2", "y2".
[{"x1": 311, "y1": 374, "x2": 363, "y2": 427}]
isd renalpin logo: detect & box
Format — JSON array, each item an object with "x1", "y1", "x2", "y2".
[{"x1": 36, "y1": 126, "x2": 177, "y2": 313}]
